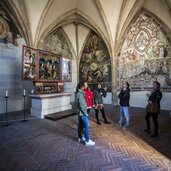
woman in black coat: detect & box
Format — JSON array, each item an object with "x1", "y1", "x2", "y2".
[{"x1": 144, "y1": 81, "x2": 162, "y2": 137}]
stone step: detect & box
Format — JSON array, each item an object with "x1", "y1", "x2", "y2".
[{"x1": 44, "y1": 109, "x2": 76, "y2": 121}]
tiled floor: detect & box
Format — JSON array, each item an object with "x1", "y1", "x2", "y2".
[{"x1": 0, "y1": 105, "x2": 171, "y2": 171}]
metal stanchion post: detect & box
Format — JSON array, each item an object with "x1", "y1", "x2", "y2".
[
  {"x1": 22, "y1": 94, "x2": 28, "y2": 122},
  {"x1": 4, "y1": 95, "x2": 9, "y2": 126}
]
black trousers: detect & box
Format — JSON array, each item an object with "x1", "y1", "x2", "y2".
[
  {"x1": 95, "y1": 107, "x2": 107, "y2": 123},
  {"x1": 145, "y1": 112, "x2": 158, "y2": 135}
]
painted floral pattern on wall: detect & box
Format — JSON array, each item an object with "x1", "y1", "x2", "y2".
[
  {"x1": 79, "y1": 32, "x2": 111, "y2": 90},
  {"x1": 119, "y1": 11, "x2": 171, "y2": 89}
]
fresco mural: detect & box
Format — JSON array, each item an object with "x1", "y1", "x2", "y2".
[
  {"x1": 119, "y1": 11, "x2": 171, "y2": 90},
  {"x1": 79, "y1": 32, "x2": 111, "y2": 91},
  {"x1": 43, "y1": 28, "x2": 72, "y2": 59},
  {"x1": 0, "y1": 5, "x2": 25, "y2": 48}
]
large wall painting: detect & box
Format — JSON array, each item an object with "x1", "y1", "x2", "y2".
[
  {"x1": 119, "y1": 11, "x2": 171, "y2": 90},
  {"x1": 43, "y1": 28, "x2": 72, "y2": 59},
  {"x1": 0, "y1": 5, "x2": 25, "y2": 48},
  {"x1": 79, "y1": 32, "x2": 111, "y2": 91}
]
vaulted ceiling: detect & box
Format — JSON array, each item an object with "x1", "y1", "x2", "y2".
[{"x1": 1, "y1": 0, "x2": 171, "y2": 56}]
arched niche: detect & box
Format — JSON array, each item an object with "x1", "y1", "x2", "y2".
[
  {"x1": 42, "y1": 27, "x2": 76, "y2": 94},
  {"x1": 42, "y1": 27, "x2": 73, "y2": 59},
  {"x1": 118, "y1": 9, "x2": 171, "y2": 90}
]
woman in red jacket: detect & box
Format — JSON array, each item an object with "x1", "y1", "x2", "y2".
[{"x1": 83, "y1": 82, "x2": 93, "y2": 114}]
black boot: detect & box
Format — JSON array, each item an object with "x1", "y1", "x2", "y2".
[
  {"x1": 151, "y1": 133, "x2": 158, "y2": 137},
  {"x1": 100, "y1": 108, "x2": 111, "y2": 124},
  {"x1": 144, "y1": 129, "x2": 151, "y2": 134},
  {"x1": 145, "y1": 113, "x2": 151, "y2": 133},
  {"x1": 95, "y1": 109, "x2": 101, "y2": 125}
]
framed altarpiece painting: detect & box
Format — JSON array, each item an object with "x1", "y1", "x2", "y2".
[
  {"x1": 22, "y1": 46, "x2": 61, "y2": 81},
  {"x1": 22, "y1": 46, "x2": 37, "y2": 80},
  {"x1": 22, "y1": 45, "x2": 68, "y2": 94},
  {"x1": 38, "y1": 50, "x2": 61, "y2": 81}
]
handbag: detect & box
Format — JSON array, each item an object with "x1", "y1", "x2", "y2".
[{"x1": 146, "y1": 102, "x2": 160, "y2": 113}]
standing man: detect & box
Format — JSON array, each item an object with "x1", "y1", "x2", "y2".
[
  {"x1": 93, "y1": 83, "x2": 111, "y2": 125},
  {"x1": 118, "y1": 81, "x2": 130, "y2": 129},
  {"x1": 76, "y1": 83, "x2": 95, "y2": 146}
]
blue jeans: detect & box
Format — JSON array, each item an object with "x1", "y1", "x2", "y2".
[
  {"x1": 78, "y1": 115, "x2": 89, "y2": 142},
  {"x1": 118, "y1": 106, "x2": 130, "y2": 128}
]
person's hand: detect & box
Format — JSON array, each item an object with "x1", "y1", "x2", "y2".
[
  {"x1": 148, "y1": 100, "x2": 152, "y2": 104},
  {"x1": 146, "y1": 93, "x2": 150, "y2": 97},
  {"x1": 104, "y1": 86, "x2": 107, "y2": 91},
  {"x1": 92, "y1": 105, "x2": 95, "y2": 108}
]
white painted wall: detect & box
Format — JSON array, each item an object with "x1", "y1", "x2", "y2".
[
  {"x1": 124, "y1": 91, "x2": 171, "y2": 111},
  {"x1": 0, "y1": 45, "x2": 33, "y2": 114},
  {"x1": 103, "y1": 92, "x2": 112, "y2": 104}
]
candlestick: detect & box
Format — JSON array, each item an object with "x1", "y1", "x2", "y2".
[
  {"x1": 22, "y1": 94, "x2": 28, "y2": 122},
  {"x1": 4, "y1": 95, "x2": 10, "y2": 127},
  {"x1": 5, "y1": 90, "x2": 8, "y2": 97},
  {"x1": 23, "y1": 89, "x2": 26, "y2": 96}
]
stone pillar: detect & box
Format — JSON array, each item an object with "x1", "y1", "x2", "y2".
[{"x1": 111, "y1": 53, "x2": 119, "y2": 106}]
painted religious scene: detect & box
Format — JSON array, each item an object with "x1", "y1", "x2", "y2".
[
  {"x1": 0, "y1": 6, "x2": 25, "y2": 48},
  {"x1": 119, "y1": 11, "x2": 171, "y2": 90},
  {"x1": 22, "y1": 46, "x2": 37, "y2": 80},
  {"x1": 43, "y1": 28, "x2": 72, "y2": 59},
  {"x1": 42, "y1": 28, "x2": 73, "y2": 83},
  {"x1": 79, "y1": 32, "x2": 111, "y2": 91},
  {"x1": 38, "y1": 50, "x2": 61, "y2": 81}
]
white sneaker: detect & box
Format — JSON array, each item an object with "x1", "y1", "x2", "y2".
[
  {"x1": 78, "y1": 137, "x2": 86, "y2": 143},
  {"x1": 85, "y1": 139, "x2": 95, "y2": 146},
  {"x1": 82, "y1": 136, "x2": 86, "y2": 142}
]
